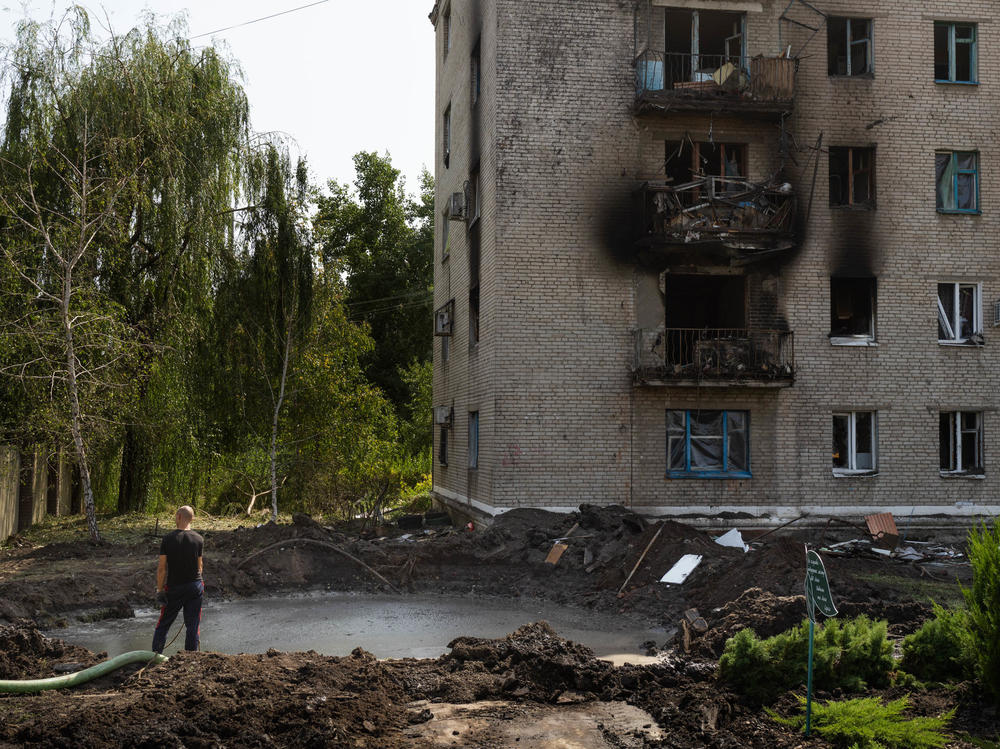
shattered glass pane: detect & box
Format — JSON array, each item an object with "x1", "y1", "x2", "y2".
[
  {"x1": 832, "y1": 415, "x2": 848, "y2": 469},
  {"x1": 850, "y1": 41, "x2": 869, "y2": 75},
  {"x1": 957, "y1": 152, "x2": 977, "y2": 170},
  {"x1": 940, "y1": 413, "x2": 954, "y2": 471},
  {"x1": 958, "y1": 285, "x2": 975, "y2": 339},
  {"x1": 956, "y1": 41, "x2": 974, "y2": 82},
  {"x1": 690, "y1": 411, "x2": 723, "y2": 437},
  {"x1": 962, "y1": 412, "x2": 979, "y2": 430},
  {"x1": 956, "y1": 172, "x2": 976, "y2": 211},
  {"x1": 936, "y1": 153, "x2": 956, "y2": 210},
  {"x1": 855, "y1": 412, "x2": 874, "y2": 470},
  {"x1": 961, "y1": 431, "x2": 979, "y2": 471},
  {"x1": 852, "y1": 149, "x2": 871, "y2": 203},
  {"x1": 933, "y1": 23, "x2": 949, "y2": 79},
  {"x1": 668, "y1": 435, "x2": 686, "y2": 470},
  {"x1": 690, "y1": 437, "x2": 723, "y2": 470},
  {"x1": 938, "y1": 283, "x2": 955, "y2": 340}
]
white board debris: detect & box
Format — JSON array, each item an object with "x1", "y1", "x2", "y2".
[
  {"x1": 715, "y1": 528, "x2": 749, "y2": 552},
  {"x1": 659, "y1": 554, "x2": 703, "y2": 585}
]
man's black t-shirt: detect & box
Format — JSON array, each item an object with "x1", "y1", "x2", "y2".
[{"x1": 160, "y1": 530, "x2": 204, "y2": 587}]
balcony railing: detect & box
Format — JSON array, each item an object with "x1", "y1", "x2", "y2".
[
  {"x1": 633, "y1": 328, "x2": 795, "y2": 386},
  {"x1": 635, "y1": 51, "x2": 796, "y2": 113},
  {"x1": 638, "y1": 176, "x2": 796, "y2": 254}
]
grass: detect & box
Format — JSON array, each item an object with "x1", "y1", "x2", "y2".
[
  {"x1": 0, "y1": 510, "x2": 297, "y2": 549},
  {"x1": 853, "y1": 572, "x2": 966, "y2": 609}
]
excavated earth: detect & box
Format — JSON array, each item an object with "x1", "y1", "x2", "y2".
[{"x1": 0, "y1": 505, "x2": 993, "y2": 747}]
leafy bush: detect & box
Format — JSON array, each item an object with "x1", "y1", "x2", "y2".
[
  {"x1": 964, "y1": 521, "x2": 1000, "y2": 703},
  {"x1": 899, "y1": 603, "x2": 974, "y2": 683},
  {"x1": 771, "y1": 695, "x2": 953, "y2": 749},
  {"x1": 719, "y1": 616, "x2": 893, "y2": 703}
]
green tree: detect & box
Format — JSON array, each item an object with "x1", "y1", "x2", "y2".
[
  {"x1": 1, "y1": 10, "x2": 252, "y2": 514},
  {"x1": 314, "y1": 154, "x2": 434, "y2": 410}
]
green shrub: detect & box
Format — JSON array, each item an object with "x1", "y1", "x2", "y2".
[
  {"x1": 771, "y1": 695, "x2": 953, "y2": 749},
  {"x1": 719, "y1": 616, "x2": 893, "y2": 703},
  {"x1": 899, "y1": 603, "x2": 974, "y2": 683},
  {"x1": 963, "y1": 521, "x2": 1000, "y2": 703}
]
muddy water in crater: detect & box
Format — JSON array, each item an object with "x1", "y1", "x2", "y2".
[{"x1": 51, "y1": 593, "x2": 668, "y2": 664}]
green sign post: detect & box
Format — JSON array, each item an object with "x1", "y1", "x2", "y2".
[{"x1": 804, "y1": 547, "x2": 837, "y2": 736}]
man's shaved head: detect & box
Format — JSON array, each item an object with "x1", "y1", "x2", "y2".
[{"x1": 176, "y1": 506, "x2": 195, "y2": 524}]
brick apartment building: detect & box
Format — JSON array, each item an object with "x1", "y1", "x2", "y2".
[{"x1": 428, "y1": 0, "x2": 1000, "y2": 525}]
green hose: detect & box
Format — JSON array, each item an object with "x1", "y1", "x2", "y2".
[{"x1": 0, "y1": 651, "x2": 168, "y2": 694}]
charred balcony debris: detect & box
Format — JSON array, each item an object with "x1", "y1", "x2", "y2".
[
  {"x1": 637, "y1": 176, "x2": 796, "y2": 258},
  {"x1": 635, "y1": 51, "x2": 797, "y2": 115},
  {"x1": 632, "y1": 328, "x2": 795, "y2": 387}
]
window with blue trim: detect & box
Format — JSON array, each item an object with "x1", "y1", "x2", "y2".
[
  {"x1": 936, "y1": 151, "x2": 979, "y2": 213},
  {"x1": 934, "y1": 22, "x2": 977, "y2": 83},
  {"x1": 667, "y1": 410, "x2": 750, "y2": 478}
]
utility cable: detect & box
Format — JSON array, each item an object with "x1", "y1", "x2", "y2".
[{"x1": 191, "y1": 0, "x2": 331, "y2": 40}]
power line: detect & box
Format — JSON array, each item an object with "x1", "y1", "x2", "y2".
[{"x1": 191, "y1": 0, "x2": 332, "y2": 40}]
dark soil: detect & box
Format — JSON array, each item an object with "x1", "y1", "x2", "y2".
[
  {"x1": 1, "y1": 622, "x2": 989, "y2": 748},
  {"x1": 0, "y1": 505, "x2": 987, "y2": 747}
]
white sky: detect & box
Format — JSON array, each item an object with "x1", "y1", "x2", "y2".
[{"x1": 1, "y1": 0, "x2": 435, "y2": 193}]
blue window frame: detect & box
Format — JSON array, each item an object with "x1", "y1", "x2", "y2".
[
  {"x1": 666, "y1": 410, "x2": 750, "y2": 478},
  {"x1": 936, "y1": 151, "x2": 979, "y2": 213},
  {"x1": 934, "y1": 22, "x2": 977, "y2": 83}
]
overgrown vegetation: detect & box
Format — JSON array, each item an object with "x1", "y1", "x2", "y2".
[
  {"x1": 0, "y1": 10, "x2": 433, "y2": 536},
  {"x1": 770, "y1": 695, "x2": 953, "y2": 749},
  {"x1": 719, "y1": 616, "x2": 893, "y2": 703},
  {"x1": 898, "y1": 603, "x2": 974, "y2": 683},
  {"x1": 963, "y1": 521, "x2": 1000, "y2": 703}
]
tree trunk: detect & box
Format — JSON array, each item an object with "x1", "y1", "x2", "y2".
[
  {"x1": 117, "y1": 423, "x2": 152, "y2": 513},
  {"x1": 62, "y1": 267, "x2": 101, "y2": 544},
  {"x1": 269, "y1": 324, "x2": 293, "y2": 523}
]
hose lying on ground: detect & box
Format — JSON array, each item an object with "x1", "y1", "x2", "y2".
[{"x1": 0, "y1": 651, "x2": 167, "y2": 694}]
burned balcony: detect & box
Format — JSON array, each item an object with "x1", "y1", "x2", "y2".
[
  {"x1": 633, "y1": 328, "x2": 795, "y2": 387},
  {"x1": 637, "y1": 176, "x2": 796, "y2": 256},
  {"x1": 635, "y1": 52, "x2": 797, "y2": 115}
]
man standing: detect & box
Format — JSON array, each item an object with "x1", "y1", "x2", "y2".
[{"x1": 152, "y1": 505, "x2": 204, "y2": 653}]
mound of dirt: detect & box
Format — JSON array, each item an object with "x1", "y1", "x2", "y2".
[{"x1": 0, "y1": 626, "x2": 102, "y2": 679}]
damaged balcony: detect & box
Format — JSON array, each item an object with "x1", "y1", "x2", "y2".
[
  {"x1": 637, "y1": 176, "x2": 796, "y2": 259},
  {"x1": 633, "y1": 328, "x2": 795, "y2": 387},
  {"x1": 635, "y1": 52, "x2": 797, "y2": 116}
]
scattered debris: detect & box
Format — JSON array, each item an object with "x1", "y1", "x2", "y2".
[
  {"x1": 660, "y1": 554, "x2": 703, "y2": 584},
  {"x1": 715, "y1": 528, "x2": 749, "y2": 552},
  {"x1": 618, "y1": 524, "x2": 664, "y2": 594},
  {"x1": 865, "y1": 512, "x2": 900, "y2": 550}
]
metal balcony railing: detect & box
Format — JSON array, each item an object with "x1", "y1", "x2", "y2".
[
  {"x1": 638, "y1": 177, "x2": 796, "y2": 253},
  {"x1": 635, "y1": 51, "x2": 796, "y2": 111},
  {"x1": 633, "y1": 328, "x2": 795, "y2": 385}
]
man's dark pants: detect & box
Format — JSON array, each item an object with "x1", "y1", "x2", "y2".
[{"x1": 152, "y1": 580, "x2": 203, "y2": 653}]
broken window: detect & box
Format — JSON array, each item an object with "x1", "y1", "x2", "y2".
[
  {"x1": 442, "y1": 5, "x2": 451, "y2": 60},
  {"x1": 832, "y1": 411, "x2": 877, "y2": 474},
  {"x1": 830, "y1": 277, "x2": 876, "y2": 341},
  {"x1": 441, "y1": 209, "x2": 450, "y2": 260},
  {"x1": 940, "y1": 412, "x2": 983, "y2": 475},
  {"x1": 936, "y1": 151, "x2": 979, "y2": 212},
  {"x1": 471, "y1": 39, "x2": 481, "y2": 106},
  {"x1": 828, "y1": 18, "x2": 873, "y2": 76},
  {"x1": 829, "y1": 147, "x2": 875, "y2": 208},
  {"x1": 664, "y1": 9, "x2": 746, "y2": 80},
  {"x1": 666, "y1": 410, "x2": 750, "y2": 478},
  {"x1": 439, "y1": 427, "x2": 448, "y2": 466},
  {"x1": 935, "y1": 22, "x2": 977, "y2": 83},
  {"x1": 937, "y1": 282, "x2": 981, "y2": 343},
  {"x1": 469, "y1": 286, "x2": 480, "y2": 345},
  {"x1": 666, "y1": 141, "x2": 747, "y2": 183},
  {"x1": 468, "y1": 412, "x2": 479, "y2": 469},
  {"x1": 443, "y1": 105, "x2": 451, "y2": 168},
  {"x1": 467, "y1": 168, "x2": 480, "y2": 223}
]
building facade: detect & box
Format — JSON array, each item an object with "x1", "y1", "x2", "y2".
[{"x1": 429, "y1": 0, "x2": 1000, "y2": 523}]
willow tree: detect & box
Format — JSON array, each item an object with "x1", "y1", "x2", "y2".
[
  {"x1": 214, "y1": 145, "x2": 313, "y2": 521},
  {"x1": 0, "y1": 11, "x2": 251, "y2": 523}
]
